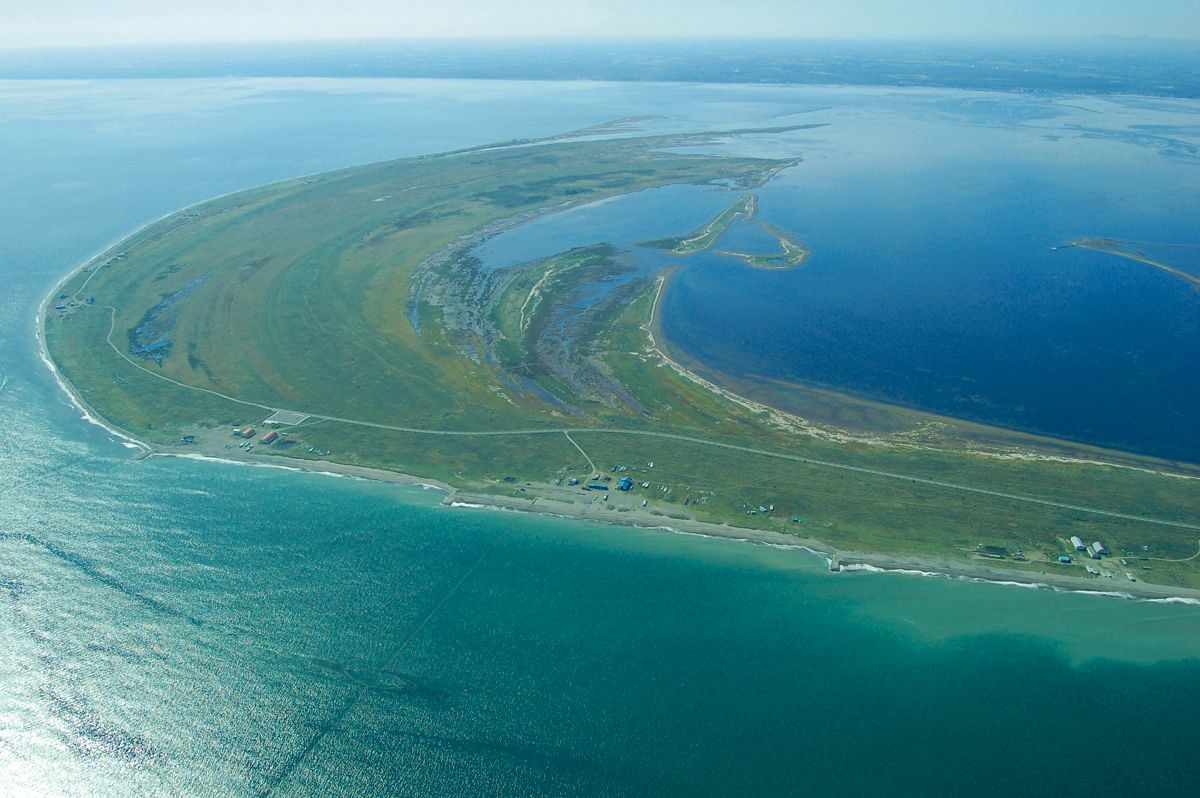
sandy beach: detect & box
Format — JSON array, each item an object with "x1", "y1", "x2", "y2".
[
  {"x1": 135, "y1": 437, "x2": 1200, "y2": 604},
  {"x1": 37, "y1": 237, "x2": 1200, "y2": 605}
]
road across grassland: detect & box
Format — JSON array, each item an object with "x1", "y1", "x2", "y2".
[{"x1": 76, "y1": 302, "x2": 1200, "y2": 534}]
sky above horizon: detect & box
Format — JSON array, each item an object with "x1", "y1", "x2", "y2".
[{"x1": 2, "y1": 0, "x2": 1199, "y2": 48}]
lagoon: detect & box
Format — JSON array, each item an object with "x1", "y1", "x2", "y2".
[
  {"x1": 3, "y1": 77, "x2": 1200, "y2": 796},
  {"x1": 473, "y1": 89, "x2": 1200, "y2": 462}
]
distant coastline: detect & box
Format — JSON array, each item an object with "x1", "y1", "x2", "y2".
[{"x1": 5, "y1": 39, "x2": 1199, "y2": 99}]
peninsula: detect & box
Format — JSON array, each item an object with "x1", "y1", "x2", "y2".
[
  {"x1": 42, "y1": 124, "x2": 1200, "y2": 595},
  {"x1": 1064, "y1": 237, "x2": 1200, "y2": 292}
]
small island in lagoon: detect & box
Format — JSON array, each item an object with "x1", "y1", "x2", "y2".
[
  {"x1": 41, "y1": 121, "x2": 1200, "y2": 596},
  {"x1": 641, "y1": 192, "x2": 813, "y2": 269}
]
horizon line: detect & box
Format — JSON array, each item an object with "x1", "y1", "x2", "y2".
[{"x1": 3, "y1": 33, "x2": 1200, "y2": 54}]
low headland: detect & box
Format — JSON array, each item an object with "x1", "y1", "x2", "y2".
[
  {"x1": 1060, "y1": 237, "x2": 1200, "y2": 292},
  {"x1": 40, "y1": 122, "x2": 1200, "y2": 598}
]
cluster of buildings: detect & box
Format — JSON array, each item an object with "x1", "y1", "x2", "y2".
[
  {"x1": 231, "y1": 426, "x2": 281, "y2": 451},
  {"x1": 1059, "y1": 535, "x2": 1109, "y2": 563},
  {"x1": 582, "y1": 475, "x2": 634, "y2": 491}
]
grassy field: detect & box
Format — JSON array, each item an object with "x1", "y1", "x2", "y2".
[{"x1": 43, "y1": 125, "x2": 1200, "y2": 589}]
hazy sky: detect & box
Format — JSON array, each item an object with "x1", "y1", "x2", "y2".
[{"x1": 2, "y1": 0, "x2": 1198, "y2": 48}]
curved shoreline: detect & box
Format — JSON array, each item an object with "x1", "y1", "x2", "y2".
[
  {"x1": 35, "y1": 310, "x2": 1200, "y2": 604},
  {"x1": 643, "y1": 270, "x2": 1200, "y2": 481},
  {"x1": 35, "y1": 155, "x2": 1200, "y2": 604}
]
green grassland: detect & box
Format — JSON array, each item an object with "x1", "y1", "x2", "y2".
[{"x1": 43, "y1": 126, "x2": 1200, "y2": 589}]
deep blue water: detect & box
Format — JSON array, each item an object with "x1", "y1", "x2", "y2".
[
  {"x1": 3, "y1": 78, "x2": 1200, "y2": 797},
  {"x1": 476, "y1": 90, "x2": 1200, "y2": 461},
  {"x1": 675, "y1": 94, "x2": 1200, "y2": 461}
]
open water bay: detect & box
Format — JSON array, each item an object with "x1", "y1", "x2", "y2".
[
  {"x1": 473, "y1": 89, "x2": 1200, "y2": 462},
  {"x1": 3, "y1": 78, "x2": 1200, "y2": 796}
]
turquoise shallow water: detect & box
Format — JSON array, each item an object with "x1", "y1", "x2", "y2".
[{"x1": 3, "y1": 78, "x2": 1200, "y2": 797}]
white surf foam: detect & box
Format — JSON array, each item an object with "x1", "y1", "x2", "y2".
[
  {"x1": 836, "y1": 561, "x2": 1190, "y2": 602},
  {"x1": 1147, "y1": 596, "x2": 1200, "y2": 606},
  {"x1": 447, "y1": 501, "x2": 491, "y2": 510}
]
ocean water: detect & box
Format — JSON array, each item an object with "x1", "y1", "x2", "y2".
[{"x1": 3, "y1": 78, "x2": 1200, "y2": 797}]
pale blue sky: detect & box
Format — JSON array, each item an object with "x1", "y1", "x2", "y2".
[{"x1": 2, "y1": 0, "x2": 1198, "y2": 48}]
